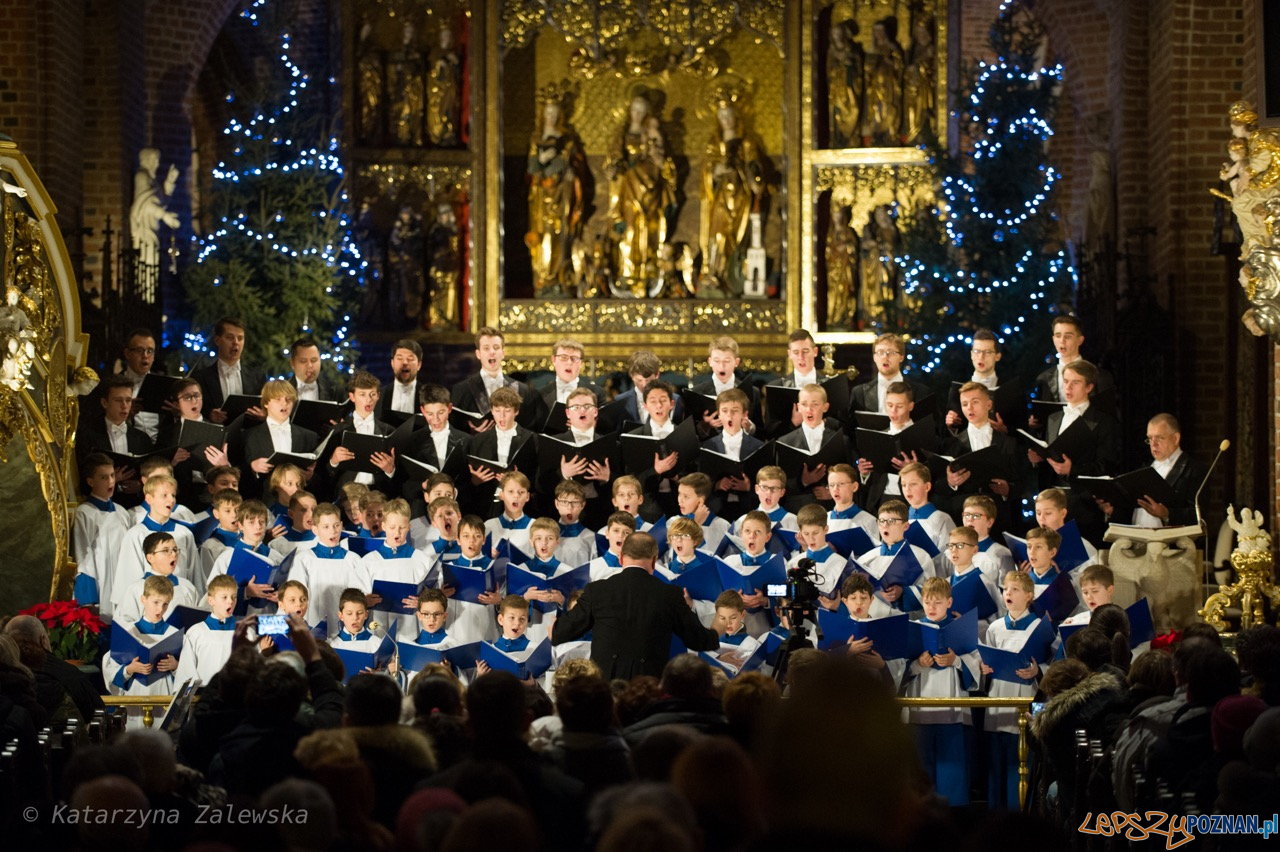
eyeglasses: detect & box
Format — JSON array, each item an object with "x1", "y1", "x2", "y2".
[
  {"x1": 1144, "y1": 434, "x2": 1174, "y2": 445},
  {"x1": 555, "y1": 498, "x2": 585, "y2": 507},
  {"x1": 971, "y1": 349, "x2": 997, "y2": 357},
  {"x1": 961, "y1": 512, "x2": 985, "y2": 521},
  {"x1": 946, "y1": 542, "x2": 975, "y2": 550},
  {"x1": 178, "y1": 393, "x2": 203, "y2": 402},
  {"x1": 567, "y1": 403, "x2": 597, "y2": 411},
  {"x1": 872, "y1": 349, "x2": 901, "y2": 357},
  {"x1": 669, "y1": 533, "x2": 693, "y2": 541},
  {"x1": 151, "y1": 547, "x2": 181, "y2": 555},
  {"x1": 757, "y1": 485, "x2": 784, "y2": 493},
  {"x1": 877, "y1": 518, "x2": 906, "y2": 526},
  {"x1": 554, "y1": 354, "x2": 583, "y2": 363},
  {"x1": 127, "y1": 347, "x2": 156, "y2": 355}
]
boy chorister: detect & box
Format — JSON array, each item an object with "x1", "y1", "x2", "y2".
[
  {"x1": 658, "y1": 517, "x2": 718, "y2": 627},
  {"x1": 904, "y1": 577, "x2": 981, "y2": 807},
  {"x1": 103, "y1": 575, "x2": 181, "y2": 696},
  {"x1": 720, "y1": 510, "x2": 778, "y2": 638},
  {"x1": 677, "y1": 473, "x2": 731, "y2": 554},
  {"x1": 173, "y1": 574, "x2": 240, "y2": 685},
  {"x1": 825, "y1": 463, "x2": 879, "y2": 541},
  {"x1": 409, "y1": 474, "x2": 458, "y2": 548},
  {"x1": 855, "y1": 500, "x2": 935, "y2": 611},
  {"x1": 963, "y1": 495, "x2": 1015, "y2": 583},
  {"x1": 291, "y1": 502, "x2": 366, "y2": 635},
  {"x1": 703, "y1": 388, "x2": 765, "y2": 522},
  {"x1": 443, "y1": 515, "x2": 504, "y2": 644},
  {"x1": 270, "y1": 490, "x2": 318, "y2": 558},
  {"x1": 362, "y1": 498, "x2": 436, "y2": 640},
  {"x1": 898, "y1": 462, "x2": 957, "y2": 557},
  {"x1": 553, "y1": 480, "x2": 596, "y2": 568},
  {"x1": 72, "y1": 453, "x2": 133, "y2": 617},
  {"x1": 116, "y1": 474, "x2": 201, "y2": 599},
  {"x1": 588, "y1": 512, "x2": 635, "y2": 582},
  {"x1": 792, "y1": 504, "x2": 850, "y2": 610},
  {"x1": 980, "y1": 570, "x2": 1043, "y2": 810},
  {"x1": 776, "y1": 383, "x2": 842, "y2": 511},
  {"x1": 200, "y1": 489, "x2": 244, "y2": 593},
  {"x1": 484, "y1": 472, "x2": 534, "y2": 556},
  {"x1": 733, "y1": 465, "x2": 797, "y2": 536},
  {"x1": 112, "y1": 531, "x2": 201, "y2": 623},
  {"x1": 840, "y1": 574, "x2": 903, "y2": 687},
  {"x1": 208, "y1": 500, "x2": 283, "y2": 614}
]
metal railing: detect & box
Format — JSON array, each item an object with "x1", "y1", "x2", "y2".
[{"x1": 103, "y1": 694, "x2": 1037, "y2": 809}]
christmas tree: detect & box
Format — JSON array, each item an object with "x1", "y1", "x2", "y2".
[
  {"x1": 896, "y1": 2, "x2": 1072, "y2": 379},
  {"x1": 182, "y1": 0, "x2": 365, "y2": 378}
]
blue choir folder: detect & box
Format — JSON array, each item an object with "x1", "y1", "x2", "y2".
[
  {"x1": 166, "y1": 605, "x2": 210, "y2": 633},
  {"x1": 658, "y1": 557, "x2": 724, "y2": 602},
  {"x1": 345, "y1": 535, "x2": 384, "y2": 557},
  {"x1": 950, "y1": 570, "x2": 1000, "y2": 621},
  {"x1": 826, "y1": 525, "x2": 876, "y2": 559},
  {"x1": 978, "y1": 618, "x2": 1057, "y2": 684},
  {"x1": 441, "y1": 641, "x2": 483, "y2": 671},
  {"x1": 1127, "y1": 598, "x2": 1155, "y2": 647},
  {"x1": 1002, "y1": 532, "x2": 1029, "y2": 565},
  {"x1": 506, "y1": 563, "x2": 591, "y2": 613},
  {"x1": 700, "y1": 642, "x2": 768, "y2": 678},
  {"x1": 396, "y1": 640, "x2": 449, "y2": 673},
  {"x1": 816, "y1": 610, "x2": 910, "y2": 658},
  {"x1": 331, "y1": 634, "x2": 395, "y2": 684},
  {"x1": 268, "y1": 549, "x2": 297, "y2": 587},
  {"x1": 866, "y1": 547, "x2": 925, "y2": 591},
  {"x1": 1055, "y1": 520, "x2": 1091, "y2": 572},
  {"x1": 109, "y1": 622, "x2": 183, "y2": 686},
  {"x1": 716, "y1": 554, "x2": 787, "y2": 595},
  {"x1": 494, "y1": 539, "x2": 531, "y2": 567},
  {"x1": 911, "y1": 608, "x2": 979, "y2": 657},
  {"x1": 226, "y1": 547, "x2": 276, "y2": 586},
  {"x1": 370, "y1": 578, "x2": 430, "y2": 614},
  {"x1": 190, "y1": 516, "x2": 220, "y2": 546},
  {"x1": 771, "y1": 527, "x2": 800, "y2": 554},
  {"x1": 442, "y1": 560, "x2": 505, "y2": 604},
  {"x1": 1031, "y1": 572, "x2": 1079, "y2": 625},
  {"x1": 480, "y1": 639, "x2": 554, "y2": 680},
  {"x1": 903, "y1": 521, "x2": 941, "y2": 558}
]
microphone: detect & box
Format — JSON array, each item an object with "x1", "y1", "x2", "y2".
[{"x1": 1193, "y1": 439, "x2": 1230, "y2": 532}]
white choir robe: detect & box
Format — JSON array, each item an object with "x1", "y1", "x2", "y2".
[
  {"x1": 975, "y1": 539, "x2": 1016, "y2": 583},
  {"x1": 362, "y1": 548, "x2": 436, "y2": 640},
  {"x1": 72, "y1": 501, "x2": 132, "y2": 617},
  {"x1": 442, "y1": 557, "x2": 503, "y2": 645},
  {"x1": 116, "y1": 521, "x2": 201, "y2": 599},
  {"x1": 112, "y1": 575, "x2": 201, "y2": 624},
  {"x1": 982, "y1": 614, "x2": 1044, "y2": 734},
  {"x1": 555, "y1": 532, "x2": 595, "y2": 569},
  {"x1": 826, "y1": 507, "x2": 880, "y2": 542},
  {"x1": 290, "y1": 546, "x2": 368, "y2": 637},
  {"x1": 209, "y1": 545, "x2": 284, "y2": 614},
  {"x1": 199, "y1": 533, "x2": 240, "y2": 599},
  {"x1": 103, "y1": 621, "x2": 181, "y2": 697},
  {"x1": 848, "y1": 610, "x2": 906, "y2": 687},
  {"x1": 270, "y1": 533, "x2": 318, "y2": 560},
  {"x1": 720, "y1": 552, "x2": 780, "y2": 638},
  {"x1": 856, "y1": 544, "x2": 937, "y2": 610},
  {"x1": 485, "y1": 517, "x2": 533, "y2": 557},
  {"x1": 588, "y1": 555, "x2": 625, "y2": 583},
  {"x1": 173, "y1": 620, "x2": 236, "y2": 685}
]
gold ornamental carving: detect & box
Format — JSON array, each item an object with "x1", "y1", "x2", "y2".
[
  {"x1": 499, "y1": 298, "x2": 788, "y2": 335},
  {"x1": 1200, "y1": 550, "x2": 1280, "y2": 632},
  {"x1": 355, "y1": 163, "x2": 471, "y2": 200}
]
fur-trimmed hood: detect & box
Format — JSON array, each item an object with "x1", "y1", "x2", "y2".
[
  {"x1": 1032, "y1": 671, "x2": 1125, "y2": 740},
  {"x1": 346, "y1": 723, "x2": 438, "y2": 772}
]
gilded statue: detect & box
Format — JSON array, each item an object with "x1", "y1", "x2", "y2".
[
  {"x1": 827, "y1": 19, "x2": 865, "y2": 148},
  {"x1": 864, "y1": 16, "x2": 904, "y2": 146},
  {"x1": 390, "y1": 22, "x2": 425, "y2": 147},
  {"x1": 525, "y1": 82, "x2": 586, "y2": 298},
  {"x1": 426, "y1": 23, "x2": 462, "y2": 147},
  {"x1": 604, "y1": 92, "x2": 678, "y2": 295},
  {"x1": 901, "y1": 16, "x2": 937, "y2": 145},
  {"x1": 1217, "y1": 102, "x2": 1280, "y2": 339},
  {"x1": 699, "y1": 90, "x2": 764, "y2": 296},
  {"x1": 426, "y1": 200, "x2": 460, "y2": 330},
  {"x1": 859, "y1": 205, "x2": 900, "y2": 327},
  {"x1": 356, "y1": 18, "x2": 383, "y2": 145},
  {"x1": 825, "y1": 202, "x2": 858, "y2": 330},
  {"x1": 388, "y1": 205, "x2": 425, "y2": 324}
]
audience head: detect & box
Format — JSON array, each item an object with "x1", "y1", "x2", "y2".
[
  {"x1": 556, "y1": 674, "x2": 617, "y2": 735},
  {"x1": 660, "y1": 654, "x2": 715, "y2": 702},
  {"x1": 344, "y1": 672, "x2": 404, "y2": 727}
]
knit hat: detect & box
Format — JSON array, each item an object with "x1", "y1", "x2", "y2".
[{"x1": 1211, "y1": 694, "x2": 1267, "y2": 757}]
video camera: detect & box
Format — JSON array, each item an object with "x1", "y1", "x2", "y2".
[{"x1": 765, "y1": 557, "x2": 822, "y2": 609}]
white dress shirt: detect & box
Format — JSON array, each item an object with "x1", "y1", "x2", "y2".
[
  {"x1": 267, "y1": 418, "x2": 293, "y2": 453},
  {"x1": 556, "y1": 380, "x2": 579, "y2": 404},
  {"x1": 721, "y1": 429, "x2": 744, "y2": 460},
  {"x1": 967, "y1": 422, "x2": 994, "y2": 451},
  {"x1": 800, "y1": 422, "x2": 825, "y2": 454},
  {"x1": 391, "y1": 381, "x2": 416, "y2": 414},
  {"x1": 123, "y1": 368, "x2": 159, "y2": 441},
  {"x1": 494, "y1": 426, "x2": 518, "y2": 465},
  {"x1": 649, "y1": 419, "x2": 674, "y2": 440},
  {"x1": 1133, "y1": 448, "x2": 1183, "y2": 528},
  {"x1": 569, "y1": 427, "x2": 594, "y2": 446},
  {"x1": 107, "y1": 420, "x2": 130, "y2": 454},
  {"x1": 712, "y1": 376, "x2": 735, "y2": 395},
  {"x1": 793, "y1": 369, "x2": 818, "y2": 389},
  {"x1": 877, "y1": 372, "x2": 905, "y2": 413},
  {"x1": 481, "y1": 370, "x2": 505, "y2": 398},
  {"x1": 430, "y1": 428, "x2": 450, "y2": 464},
  {"x1": 971, "y1": 372, "x2": 998, "y2": 390},
  {"x1": 218, "y1": 360, "x2": 242, "y2": 399},
  {"x1": 296, "y1": 380, "x2": 319, "y2": 402},
  {"x1": 351, "y1": 412, "x2": 377, "y2": 485},
  {"x1": 1059, "y1": 400, "x2": 1089, "y2": 433}
]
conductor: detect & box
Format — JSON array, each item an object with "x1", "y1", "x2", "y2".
[{"x1": 551, "y1": 531, "x2": 723, "y2": 679}]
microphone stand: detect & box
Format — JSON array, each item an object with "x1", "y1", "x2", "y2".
[{"x1": 1194, "y1": 439, "x2": 1230, "y2": 589}]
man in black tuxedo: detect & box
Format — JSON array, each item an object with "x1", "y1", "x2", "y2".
[
  {"x1": 190, "y1": 317, "x2": 267, "y2": 423},
  {"x1": 400, "y1": 383, "x2": 470, "y2": 500},
  {"x1": 935, "y1": 382, "x2": 1022, "y2": 532},
  {"x1": 314, "y1": 370, "x2": 398, "y2": 500},
  {"x1": 450, "y1": 326, "x2": 526, "y2": 419},
  {"x1": 1095, "y1": 413, "x2": 1203, "y2": 529},
  {"x1": 849, "y1": 332, "x2": 932, "y2": 418},
  {"x1": 517, "y1": 337, "x2": 601, "y2": 433},
  {"x1": 287, "y1": 337, "x2": 342, "y2": 402},
  {"x1": 615, "y1": 350, "x2": 684, "y2": 428},
  {"x1": 376, "y1": 339, "x2": 427, "y2": 422},
  {"x1": 77, "y1": 375, "x2": 155, "y2": 505},
  {"x1": 551, "y1": 532, "x2": 722, "y2": 679},
  {"x1": 461, "y1": 386, "x2": 536, "y2": 517},
  {"x1": 1027, "y1": 359, "x2": 1121, "y2": 543},
  {"x1": 690, "y1": 335, "x2": 758, "y2": 438},
  {"x1": 241, "y1": 380, "x2": 321, "y2": 499},
  {"x1": 1029, "y1": 315, "x2": 1116, "y2": 426}
]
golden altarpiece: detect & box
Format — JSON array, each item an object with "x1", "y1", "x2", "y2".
[
  {"x1": 0, "y1": 138, "x2": 95, "y2": 613},
  {"x1": 344, "y1": 0, "x2": 948, "y2": 375}
]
